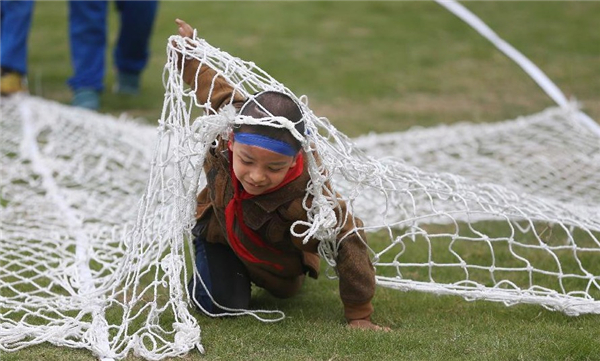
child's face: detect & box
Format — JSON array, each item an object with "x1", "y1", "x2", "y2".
[{"x1": 230, "y1": 141, "x2": 297, "y2": 195}]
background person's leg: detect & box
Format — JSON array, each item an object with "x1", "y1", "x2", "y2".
[
  {"x1": 67, "y1": 0, "x2": 106, "y2": 109},
  {"x1": 0, "y1": 0, "x2": 34, "y2": 95},
  {"x1": 112, "y1": 0, "x2": 158, "y2": 94},
  {"x1": 0, "y1": 0, "x2": 34, "y2": 74},
  {"x1": 67, "y1": 0, "x2": 106, "y2": 92}
]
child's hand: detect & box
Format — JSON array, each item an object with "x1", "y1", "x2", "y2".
[
  {"x1": 347, "y1": 318, "x2": 391, "y2": 331},
  {"x1": 175, "y1": 18, "x2": 194, "y2": 38}
]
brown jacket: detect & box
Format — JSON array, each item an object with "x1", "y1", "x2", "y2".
[{"x1": 181, "y1": 56, "x2": 375, "y2": 321}]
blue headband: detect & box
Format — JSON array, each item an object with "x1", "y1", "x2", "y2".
[{"x1": 233, "y1": 133, "x2": 297, "y2": 157}]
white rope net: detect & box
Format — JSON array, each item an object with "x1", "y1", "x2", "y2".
[
  {"x1": 2, "y1": 7, "x2": 600, "y2": 361},
  {"x1": 0, "y1": 95, "x2": 202, "y2": 360}
]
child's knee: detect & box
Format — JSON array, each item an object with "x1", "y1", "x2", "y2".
[{"x1": 188, "y1": 276, "x2": 214, "y2": 312}]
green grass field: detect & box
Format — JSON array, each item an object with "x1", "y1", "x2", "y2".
[{"x1": 4, "y1": 1, "x2": 600, "y2": 361}]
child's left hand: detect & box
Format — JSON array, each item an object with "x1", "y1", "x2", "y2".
[
  {"x1": 175, "y1": 18, "x2": 194, "y2": 38},
  {"x1": 347, "y1": 318, "x2": 391, "y2": 331}
]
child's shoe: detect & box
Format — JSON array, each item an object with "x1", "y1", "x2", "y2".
[
  {"x1": 72, "y1": 88, "x2": 100, "y2": 110},
  {"x1": 0, "y1": 71, "x2": 27, "y2": 96},
  {"x1": 114, "y1": 71, "x2": 140, "y2": 95}
]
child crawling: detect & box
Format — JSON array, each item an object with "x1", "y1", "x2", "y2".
[{"x1": 174, "y1": 19, "x2": 388, "y2": 331}]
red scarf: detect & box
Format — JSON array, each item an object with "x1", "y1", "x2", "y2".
[{"x1": 226, "y1": 151, "x2": 304, "y2": 271}]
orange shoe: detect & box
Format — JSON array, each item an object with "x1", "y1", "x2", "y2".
[{"x1": 0, "y1": 72, "x2": 27, "y2": 96}]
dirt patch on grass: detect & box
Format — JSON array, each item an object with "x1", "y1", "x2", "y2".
[{"x1": 311, "y1": 89, "x2": 560, "y2": 136}]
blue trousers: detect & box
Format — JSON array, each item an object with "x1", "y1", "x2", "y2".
[
  {"x1": 188, "y1": 226, "x2": 252, "y2": 314},
  {"x1": 0, "y1": 0, "x2": 35, "y2": 75},
  {"x1": 0, "y1": 1, "x2": 157, "y2": 91},
  {"x1": 67, "y1": 0, "x2": 158, "y2": 91}
]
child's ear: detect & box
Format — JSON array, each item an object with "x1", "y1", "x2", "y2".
[{"x1": 228, "y1": 132, "x2": 234, "y2": 150}]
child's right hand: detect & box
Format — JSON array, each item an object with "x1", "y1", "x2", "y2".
[
  {"x1": 347, "y1": 318, "x2": 391, "y2": 331},
  {"x1": 175, "y1": 18, "x2": 194, "y2": 38}
]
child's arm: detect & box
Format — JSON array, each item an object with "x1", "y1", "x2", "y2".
[
  {"x1": 335, "y1": 206, "x2": 391, "y2": 331},
  {"x1": 172, "y1": 19, "x2": 245, "y2": 112},
  {"x1": 289, "y1": 183, "x2": 389, "y2": 330}
]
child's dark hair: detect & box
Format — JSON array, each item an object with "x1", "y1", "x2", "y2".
[{"x1": 234, "y1": 91, "x2": 305, "y2": 152}]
